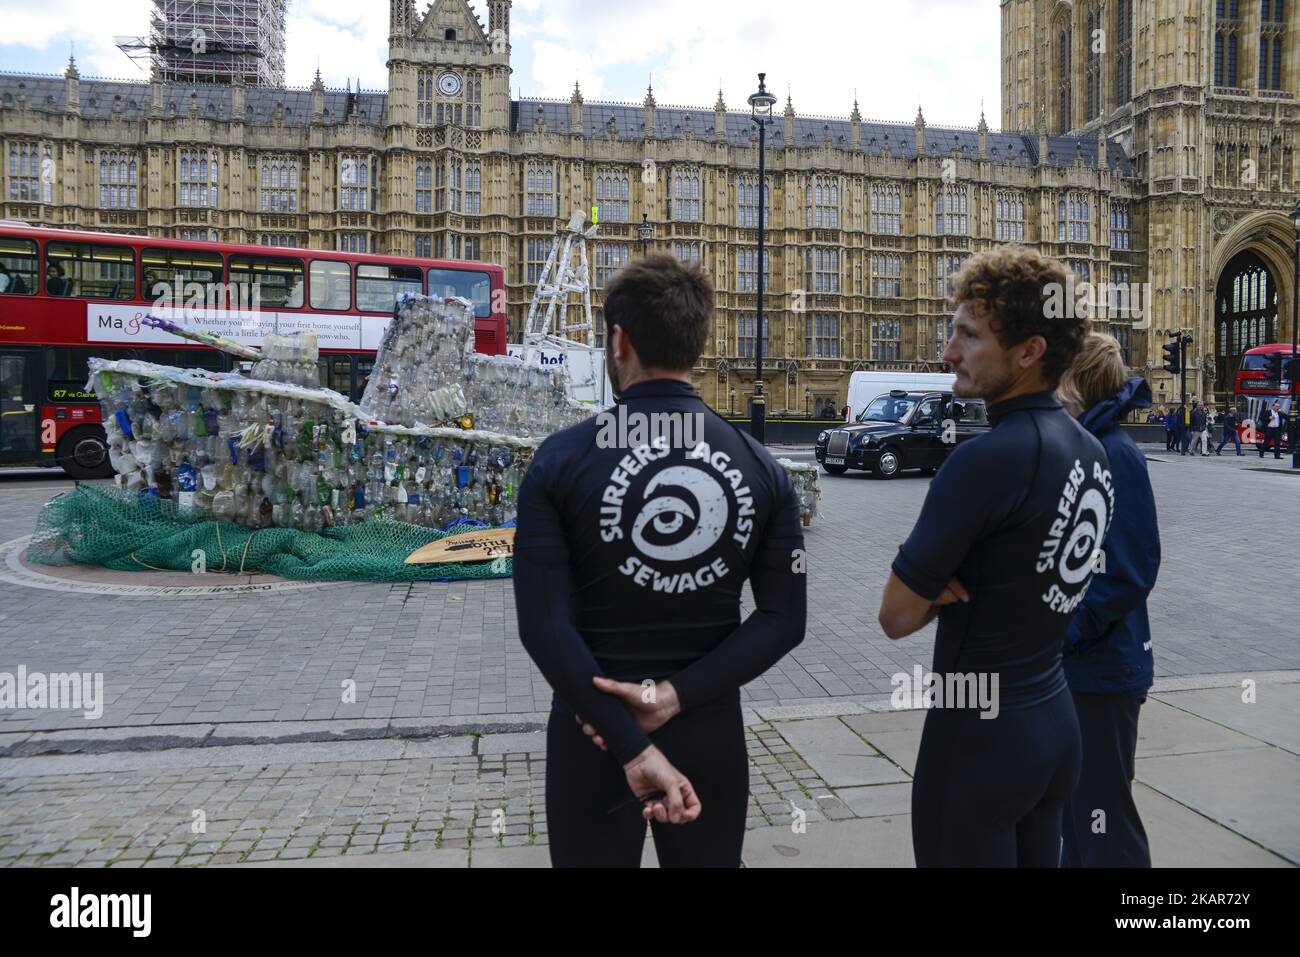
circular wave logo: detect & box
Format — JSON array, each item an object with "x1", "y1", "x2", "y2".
[
  {"x1": 1059, "y1": 487, "x2": 1108, "y2": 585},
  {"x1": 630, "y1": 465, "x2": 729, "y2": 563}
]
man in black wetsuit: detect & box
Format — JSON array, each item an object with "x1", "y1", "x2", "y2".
[
  {"x1": 513, "y1": 254, "x2": 807, "y2": 868},
  {"x1": 878, "y1": 246, "x2": 1111, "y2": 867}
]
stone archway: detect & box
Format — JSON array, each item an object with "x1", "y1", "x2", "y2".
[
  {"x1": 1210, "y1": 212, "x2": 1297, "y2": 393},
  {"x1": 1213, "y1": 250, "x2": 1283, "y2": 395}
]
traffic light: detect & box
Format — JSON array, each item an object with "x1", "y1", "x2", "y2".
[{"x1": 1162, "y1": 338, "x2": 1181, "y2": 375}]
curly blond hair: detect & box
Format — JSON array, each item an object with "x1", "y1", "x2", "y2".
[{"x1": 949, "y1": 245, "x2": 1090, "y2": 387}]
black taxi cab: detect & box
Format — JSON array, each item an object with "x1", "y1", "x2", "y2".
[{"x1": 814, "y1": 390, "x2": 990, "y2": 478}]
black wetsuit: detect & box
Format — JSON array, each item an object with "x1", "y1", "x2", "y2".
[
  {"x1": 513, "y1": 379, "x2": 807, "y2": 867},
  {"x1": 892, "y1": 390, "x2": 1113, "y2": 867}
]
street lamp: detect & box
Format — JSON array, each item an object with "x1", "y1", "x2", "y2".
[
  {"x1": 748, "y1": 72, "x2": 777, "y2": 443},
  {"x1": 729, "y1": 387, "x2": 737, "y2": 417},
  {"x1": 1289, "y1": 199, "x2": 1300, "y2": 468},
  {"x1": 637, "y1": 212, "x2": 654, "y2": 257}
]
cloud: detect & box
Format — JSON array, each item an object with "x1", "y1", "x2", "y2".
[
  {"x1": 512, "y1": 0, "x2": 1001, "y2": 128},
  {"x1": 0, "y1": 0, "x2": 154, "y2": 79},
  {"x1": 0, "y1": 0, "x2": 1001, "y2": 126}
]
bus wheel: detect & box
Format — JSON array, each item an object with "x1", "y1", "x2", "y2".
[{"x1": 58, "y1": 426, "x2": 113, "y2": 480}]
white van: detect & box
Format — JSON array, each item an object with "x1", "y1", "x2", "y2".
[{"x1": 846, "y1": 371, "x2": 956, "y2": 423}]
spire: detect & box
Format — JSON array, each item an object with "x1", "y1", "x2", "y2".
[
  {"x1": 850, "y1": 96, "x2": 861, "y2": 124},
  {"x1": 65, "y1": 47, "x2": 80, "y2": 115},
  {"x1": 569, "y1": 81, "x2": 584, "y2": 136},
  {"x1": 643, "y1": 78, "x2": 657, "y2": 138},
  {"x1": 714, "y1": 87, "x2": 726, "y2": 112},
  {"x1": 311, "y1": 67, "x2": 324, "y2": 92},
  {"x1": 914, "y1": 105, "x2": 925, "y2": 128},
  {"x1": 915, "y1": 105, "x2": 926, "y2": 154},
  {"x1": 977, "y1": 110, "x2": 988, "y2": 134}
]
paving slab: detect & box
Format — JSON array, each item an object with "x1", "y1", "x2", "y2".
[
  {"x1": 214, "y1": 848, "x2": 468, "y2": 868},
  {"x1": 772, "y1": 717, "x2": 909, "y2": 788},
  {"x1": 741, "y1": 817, "x2": 914, "y2": 868},
  {"x1": 398, "y1": 737, "x2": 477, "y2": 759},
  {"x1": 1136, "y1": 746, "x2": 1300, "y2": 865},
  {"x1": 1134, "y1": 782, "x2": 1293, "y2": 868},
  {"x1": 470, "y1": 839, "x2": 660, "y2": 868},
  {"x1": 841, "y1": 717, "x2": 924, "y2": 776},
  {"x1": 476, "y1": 731, "x2": 547, "y2": 755},
  {"x1": 1151, "y1": 684, "x2": 1300, "y2": 755},
  {"x1": 1134, "y1": 698, "x2": 1261, "y2": 758},
  {"x1": 838, "y1": 709, "x2": 927, "y2": 734},
  {"x1": 832, "y1": 782, "x2": 914, "y2": 819}
]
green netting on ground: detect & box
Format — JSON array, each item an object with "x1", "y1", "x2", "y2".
[{"x1": 25, "y1": 484, "x2": 512, "y2": 584}]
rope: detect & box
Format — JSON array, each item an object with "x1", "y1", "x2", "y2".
[
  {"x1": 238, "y1": 530, "x2": 258, "y2": 575},
  {"x1": 128, "y1": 552, "x2": 170, "y2": 572},
  {"x1": 213, "y1": 521, "x2": 229, "y2": 573}
]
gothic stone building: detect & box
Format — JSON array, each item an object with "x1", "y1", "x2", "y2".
[{"x1": 2, "y1": 0, "x2": 1296, "y2": 412}]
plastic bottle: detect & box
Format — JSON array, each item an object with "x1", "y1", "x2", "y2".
[{"x1": 176, "y1": 461, "x2": 197, "y2": 509}]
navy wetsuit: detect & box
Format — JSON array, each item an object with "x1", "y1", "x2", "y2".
[
  {"x1": 513, "y1": 379, "x2": 807, "y2": 867},
  {"x1": 892, "y1": 390, "x2": 1113, "y2": 867}
]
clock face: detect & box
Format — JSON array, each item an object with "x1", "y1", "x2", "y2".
[{"x1": 437, "y1": 72, "x2": 463, "y2": 97}]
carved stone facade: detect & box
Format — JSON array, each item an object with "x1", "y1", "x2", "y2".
[
  {"x1": 1002, "y1": 0, "x2": 1299, "y2": 403},
  {"x1": 4, "y1": 0, "x2": 1292, "y2": 409}
]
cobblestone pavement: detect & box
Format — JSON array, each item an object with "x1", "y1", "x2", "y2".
[
  {"x1": 0, "y1": 451, "x2": 1297, "y2": 868},
  {"x1": 0, "y1": 722, "x2": 847, "y2": 867},
  {"x1": 3, "y1": 678, "x2": 1295, "y2": 868},
  {"x1": 1, "y1": 450, "x2": 1296, "y2": 735}
]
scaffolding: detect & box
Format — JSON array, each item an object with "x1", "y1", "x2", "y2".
[
  {"x1": 116, "y1": 0, "x2": 287, "y2": 86},
  {"x1": 522, "y1": 211, "x2": 607, "y2": 404}
]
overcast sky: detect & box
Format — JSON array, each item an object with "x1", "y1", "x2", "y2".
[{"x1": 0, "y1": 0, "x2": 1002, "y2": 129}]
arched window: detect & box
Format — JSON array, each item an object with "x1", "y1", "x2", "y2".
[
  {"x1": 1214, "y1": 0, "x2": 1241, "y2": 87},
  {"x1": 1113, "y1": 0, "x2": 1133, "y2": 105},
  {"x1": 1057, "y1": 17, "x2": 1073, "y2": 131}
]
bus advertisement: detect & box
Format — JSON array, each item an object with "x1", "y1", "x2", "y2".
[
  {"x1": 0, "y1": 225, "x2": 507, "y2": 478},
  {"x1": 1234, "y1": 342, "x2": 1295, "y2": 452}
]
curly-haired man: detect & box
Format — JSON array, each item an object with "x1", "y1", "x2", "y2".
[{"x1": 878, "y1": 246, "x2": 1112, "y2": 867}]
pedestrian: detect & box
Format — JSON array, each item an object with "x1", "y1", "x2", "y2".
[
  {"x1": 1197, "y1": 403, "x2": 1212, "y2": 457},
  {"x1": 878, "y1": 246, "x2": 1104, "y2": 867},
  {"x1": 1216, "y1": 406, "x2": 1243, "y2": 455},
  {"x1": 1187, "y1": 400, "x2": 1206, "y2": 456},
  {"x1": 513, "y1": 254, "x2": 807, "y2": 868},
  {"x1": 1057, "y1": 334, "x2": 1160, "y2": 868},
  {"x1": 1259, "y1": 400, "x2": 1284, "y2": 459},
  {"x1": 1175, "y1": 402, "x2": 1188, "y2": 454},
  {"x1": 1163, "y1": 406, "x2": 1177, "y2": 452}
]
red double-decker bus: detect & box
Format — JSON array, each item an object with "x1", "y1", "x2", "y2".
[
  {"x1": 0, "y1": 224, "x2": 506, "y2": 478},
  {"x1": 1234, "y1": 342, "x2": 1295, "y2": 451}
]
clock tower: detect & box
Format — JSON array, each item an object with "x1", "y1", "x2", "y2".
[{"x1": 387, "y1": 0, "x2": 512, "y2": 132}]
